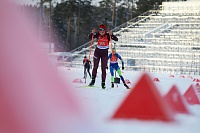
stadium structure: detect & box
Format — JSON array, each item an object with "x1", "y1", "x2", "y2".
[{"x1": 63, "y1": 0, "x2": 200, "y2": 75}]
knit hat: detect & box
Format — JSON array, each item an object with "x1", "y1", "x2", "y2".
[{"x1": 99, "y1": 24, "x2": 106, "y2": 31}]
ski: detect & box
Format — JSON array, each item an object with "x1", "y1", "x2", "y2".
[
  {"x1": 75, "y1": 85, "x2": 101, "y2": 89},
  {"x1": 75, "y1": 85, "x2": 109, "y2": 90}
]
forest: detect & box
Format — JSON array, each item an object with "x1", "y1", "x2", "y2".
[{"x1": 27, "y1": 0, "x2": 187, "y2": 51}]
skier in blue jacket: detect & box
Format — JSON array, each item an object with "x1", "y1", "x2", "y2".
[{"x1": 108, "y1": 48, "x2": 130, "y2": 89}]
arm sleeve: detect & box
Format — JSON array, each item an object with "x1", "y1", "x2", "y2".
[
  {"x1": 108, "y1": 53, "x2": 112, "y2": 60},
  {"x1": 110, "y1": 34, "x2": 118, "y2": 41},
  {"x1": 88, "y1": 32, "x2": 97, "y2": 39},
  {"x1": 88, "y1": 33, "x2": 93, "y2": 39},
  {"x1": 117, "y1": 54, "x2": 124, "y2": 66}
]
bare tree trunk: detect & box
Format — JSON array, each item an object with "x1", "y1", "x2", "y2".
[
  {"x1": 39, "y1": 0, "x2": 43, "y2": 40},
  {"x1": 74, "y1": 13, "x2": 77, "y2": 48},
  {"x1": 65, "y1": 16, "x2": 71, "y2": 51},
  {"x1": 112, "y1": 0, "x2": 116, "y2": 27},
  {"x1": 49, "y1": 0, "x2": 52, "y2": 42},
  {"x1": 78, "y1": 0, "x2": 80, "y2": 36},
  {"x1": 131, "y1": 0, "x2": 133, "y2": 19}
]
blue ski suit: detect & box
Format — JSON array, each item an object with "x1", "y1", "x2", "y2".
[{"x1": 108, "y1": 52, "x2": 125, "y2": 83}]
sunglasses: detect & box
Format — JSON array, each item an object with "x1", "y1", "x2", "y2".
[{"x1": 99, "y1": 28, "x2": 105, "y2": 31}]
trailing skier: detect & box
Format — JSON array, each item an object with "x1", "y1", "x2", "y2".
[
  {"x1": 108, "y1": 48, "x2": 130, "y2": 89},
  {"x1": 83, "y1": 56, "x2": 92, "y2": 79}
]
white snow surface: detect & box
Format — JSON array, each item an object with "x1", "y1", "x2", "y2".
[{"x1": 57, "y1": 66, "x2": 200, "y2": 133}]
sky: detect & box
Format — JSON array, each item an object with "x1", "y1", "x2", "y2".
[{"x1": 17, "y1": 0, "x2": 37, "y2": 5}]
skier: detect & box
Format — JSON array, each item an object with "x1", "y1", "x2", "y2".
[
  {"x1": 83, "y1": 56, "x2": 91, "y2": 78},
  {"x1": 88, "y1": 24, "x2": 118, "y2": 89},
  {"x1": 108, "y1": 48, "x2": 130, "y2": 89}
]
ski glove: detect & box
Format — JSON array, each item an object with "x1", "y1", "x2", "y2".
[{"x1": 122, "y1": 66, "x2": 124, "y2": 70}]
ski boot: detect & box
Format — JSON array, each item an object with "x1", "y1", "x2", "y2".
[
  {"x1": 111, "y1": 82, "x2": 114, "y2": 88},
  {"x1": 101, "y1": 82, "x2": 106, "y2": 89},
  {"x1": 124, "y1": 83, "x2": 130, "y2": 89},
  {"x1": 88, "y1": 77, "x2": 95, "y2": 86}
]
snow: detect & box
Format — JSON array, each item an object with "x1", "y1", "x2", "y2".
[{"x1": 57, "y1": 66, "x2": 200, "y2": 133}]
